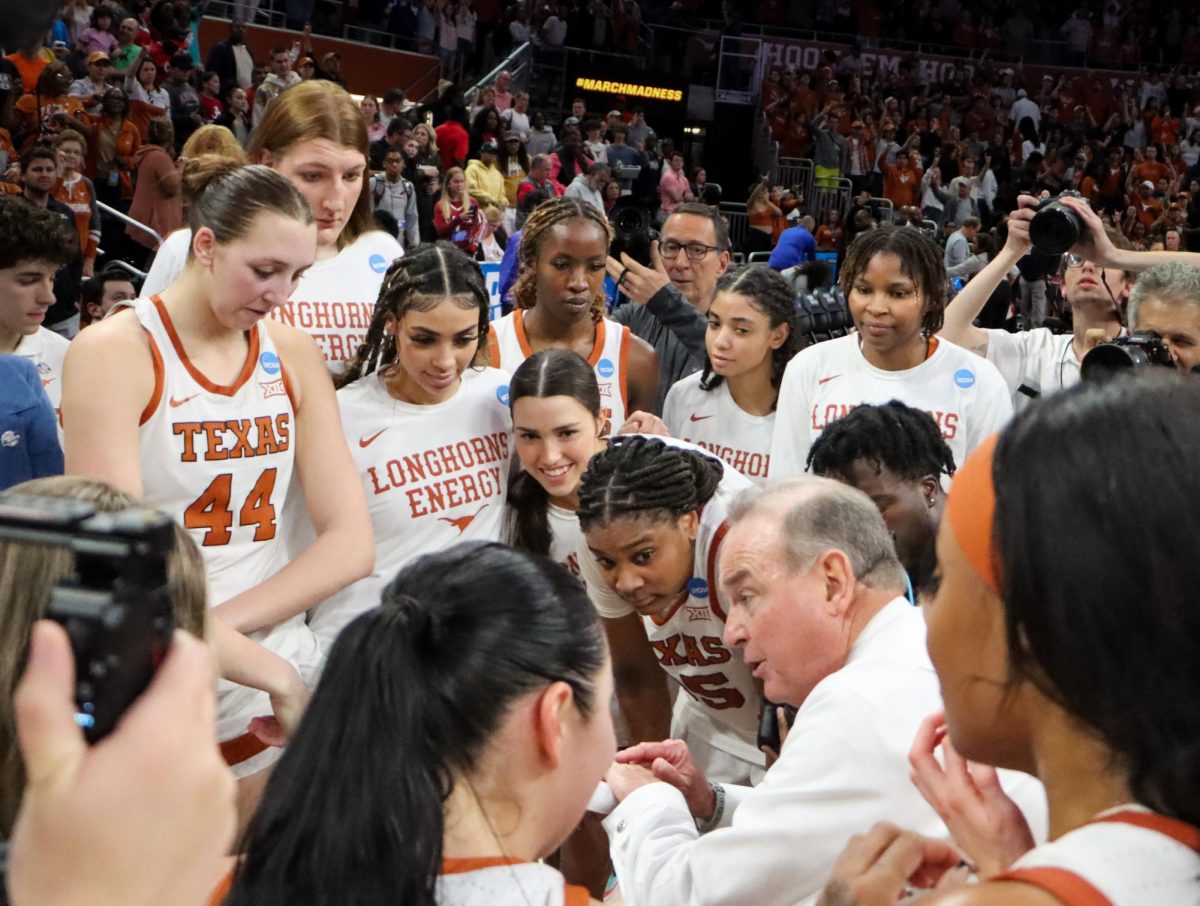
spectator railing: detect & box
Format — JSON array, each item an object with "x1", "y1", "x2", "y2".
[
  {"x1": 342, "y1": 23, "x2": 425, "y2": 54},
  {"x1": 719, "y1": 201, "x2": 749, "y2": 250},
  {"x1": 715, "y1": 34, "x2": 765, "y2": 104},
  {"x1": 206, "y1": 0, "x2": 287, "y2": 30},
  {"x1": 97, "y1": 202, "x2": 162, "y2": 251},
  {"x1": 775, "y1": 156, "x2": 812, "y2": 203},
  {"x1": 102, "y1": 258, "x2": 149, "y2": 283},
  {"x1": 866, "y1": 196, "x2": 895, "y2": 224},
  {"x1": 465, "y1": 42, "x2": 533, "y2": 108}
]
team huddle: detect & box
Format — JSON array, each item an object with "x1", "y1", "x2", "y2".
[{"x1": 5, "y1": 71, "x2": 1200, "y2": 906}]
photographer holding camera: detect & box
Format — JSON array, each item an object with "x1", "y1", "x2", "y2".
[
  {"x1": 1125, "y1": 262, "x2": 1200, "y2": 372},
  {"x1": 939, "y1": 193, "x2": 1171, "y2": 401},
  {"x1": 606, "y1": 203, "x2": 733, "y2": 414}
]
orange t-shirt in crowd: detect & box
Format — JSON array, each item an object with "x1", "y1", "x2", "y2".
[
  {"x1": 1134, "y1": 161, "x2": 1171, "y2": 186},
  {"x1": 4, "y1": 50, "x2": 52, "y2": 95},
  {"x1": 13, "y1": 93, "x2": 86, "y2": 148},
  {"x1": 881, "y1": 160, "x2": 923, "y2": 207},
  {"x1": 53, "y1": 176, "x2": 99, "y2": 260}
]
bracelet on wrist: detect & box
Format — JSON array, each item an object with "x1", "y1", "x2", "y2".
[{"x1": 694, "y1": 781, "x2": 725, "y2": 833}]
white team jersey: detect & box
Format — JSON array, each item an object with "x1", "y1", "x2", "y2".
[
  {"x1": 437, "y1": 861, "x2": 586, "y2": 906},
  {"x1": 771, "y1": 334, "x2": 1014, "y2": 477},
  {"x1": 548, "y1": 503, "x2": 583, "y2": 578},
  {"x1": 307, "y1": 366, "x2": 513, "y2": 650},
  {"x1": 489, "y1": 310, "x2": 632, "y2": 434},
  {"x1": 985, "y1": 327, "x2": 1079, "y2": 407},
  {"x1": 577, "y1": 437, "x2": 765, "y2": 771},
  {"x1": 1004, "y1": 807, "x2": 1200, "y2": 905},
  {"x1": 14, "y1": 326, "x2": 69, "y2": 412},
  {"x1": 663, "y1": 372, "x2": 775, "y2": 484},
  {"x1": 132, "y1": 295, "x2": 318, "y2": 764},
  {"x1": 141, "y1": 229, "x2": 403, "y2": 373}
]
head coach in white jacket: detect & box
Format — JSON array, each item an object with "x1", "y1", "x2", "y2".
[{"x1": 602, "y1": 476, "x2": 1047, "y2": 906}]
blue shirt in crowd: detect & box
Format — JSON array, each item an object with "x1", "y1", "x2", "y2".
[
  {"x1": 767, "y1": 225, "x2": 817, "y2": 271},
  {"x1": 0, "y1": 356, "x2": 63, "y2": 490}
]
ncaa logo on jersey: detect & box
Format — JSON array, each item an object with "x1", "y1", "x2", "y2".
[
  {"x1": 953, "y1": 368, "x2": 976, "y2": 389},
  {"x1": 259, "y1": 351, "x2": 281, "y2": 376},
  {"x1": 36, "y1": 361, "x2": 52, "y2": 378},
  {"x1": 368, "y1": 254, "x2": 389, "y2": 273},
  {"x1": 687, "y1": 577, "x2": 709, "y2": 599},
  {"x1": 596, "y1": 358, "x2": 615, "y2": 379},
  {"x1": 496, "y1": 384, "x2": 510, "y2": 406}
]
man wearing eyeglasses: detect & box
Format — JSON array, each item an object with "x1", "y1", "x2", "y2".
[
  {"x1": 939, "y1": 194, "x2": 1200, "y2": 404},
  {"x1": 606, "y1": 202, "x2": 732, "y2": 413}
]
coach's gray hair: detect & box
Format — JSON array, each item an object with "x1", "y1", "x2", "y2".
[
  {"x1": 1128, "y1": 261, "x2": 1200, "y2": 328},
  {"x1": 728, "y1": 477, "x2": 906, "y2": 589}
]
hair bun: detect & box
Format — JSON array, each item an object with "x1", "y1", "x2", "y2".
[{"x1": 181, "y1": 154, "x2": 244, "y2": 205}]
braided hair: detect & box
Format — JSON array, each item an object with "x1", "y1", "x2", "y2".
[
  {"x1": 510, "y1": 196, "x2": 612, "y2": 325},
  {"x1": 841, "y1": 226, "x2": 948, "y2": 336},
  {"x1": 700, "y1": 264, "x2": 805, "y2": 406},
  {"x1": 337, "y1": 242, "x2": 490, "y2": 389},
  {"x1": 577, "y1": 436, "x2": 723, "y2": 531},
  {"x1": 805, "y1": 400, "x2": 956, "y2": 483}
]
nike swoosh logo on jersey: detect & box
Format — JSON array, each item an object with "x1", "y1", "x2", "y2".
[
  {"x1": 817, "y1": 374, "x2": 842, "y2": 385},
  {"x1": 359, "y1": 429, "x2": 387, "y2": 448},
  {"x1": 689, "y1": 414, "x2": 714, "y2": 422},
  {"x1": 169, "y1": 394, "x2": 200, "y2": 407}
]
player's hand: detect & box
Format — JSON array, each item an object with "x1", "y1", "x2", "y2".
[
  {"x1": 908, "y1": 711, "x2": 1035, "y2": 876},
  {"x1": 816, "y1": 822, "x2": 968, "y2": 906},
  {"x1": 8, "y1": 622, "x2": 236, "y2": 906},
  {"x1": 618, "y1": 411, "x2": 669, "y2": 436},
  {"x1": 615, "y1": 738, "x2": 714, "y2": 819},
  {"x1": 606, "y1": 242, "x2": 671, "y2": 305}
]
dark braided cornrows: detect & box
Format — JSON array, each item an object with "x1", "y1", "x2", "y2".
[
  {"x1": 577, "y1": 436, "x2": 724, "y2": 531},
  {"x1": 337, "y1": 242, "x2": 491, "y2": 389},
  {"x1": 700, "y1": 264, "x2": 805, "y2": 405},
  {"x1": 841, "y1": 226, "x2": 947, "y2": 336},
  {"x1": 805, "y1": 400, "x2": 957, "y2": 483},
  {"x1": 511, "y1": 196, "x2": 613, "y2": 325}
]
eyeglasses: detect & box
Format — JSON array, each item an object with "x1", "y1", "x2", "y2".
[
  {"x1": 1063, "y1": 253, "x2": 1087, "y2": 268},
  {"x1": 659, "y1": 240, "x2": 723, "y2": 261}
]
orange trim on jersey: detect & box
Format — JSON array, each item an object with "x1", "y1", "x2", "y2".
[
  {"x1": 927, "y1": 335, "x2": 940, "y2": 357},
  {"x1": 219, "y1": 730, "x2": 270, "y2": 767},
  {"x1": 649, "y1": 589, "x2": 691, "y2": 627},
  {"x1": 206, "y1": 868, "x2": 234, "y2": 906},
  {"x1": 487, "y1": 323, "x2": 500, "y2": 367},
  {"x1": 150, "y1": 295, "x2": 261, "y2": 397},
  {"x1": 512, "y1": 309, "x2": 608, "y2": 366},
  {"x1": 617, "y1": 324, "x2": 631, "y2": 412},
  {"x1": 139, "y1": 331, "x2": 165, "y2": 426},
  {"x1": 513, "y1": 309, "x2": 533, "y2": 358},
  {"x1": 563, "y1": 883, "x2": 590, "y2": 906},
  {"x1": 706, "y1": 520, "x2": 731, "y2": 622},
  {"x1": 1093, "y1": 810, "x2": 1200, "y2": 851},
  {"x1": 442, "y1": 856, "x2": 524, "y2": 875},
  {"x1": 993, "y1": 868, "x2": 1111, "y2": 906}
]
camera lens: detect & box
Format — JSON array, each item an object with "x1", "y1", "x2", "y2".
[{"x1": 1029, "y1": 204, "x2": 1081, "y2": 256}]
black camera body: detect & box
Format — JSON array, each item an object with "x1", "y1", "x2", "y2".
[
  {"x1": 0, "y1": 494, "x2": 176, "y2": 742},
  {"x1": 756, "y1": 700, "x2": 798, "y2": 753},
  {"x1": 1029, "y1": 190, "x2": 1085, "y2": 256},
  {"x1": 608, "y1": 196, "x2": 659, "y2": 268},
  {"x1": 1080, "y1": 330, "x2": 1175, "y2": 381}
]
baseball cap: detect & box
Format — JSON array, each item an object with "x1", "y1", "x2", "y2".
[
  {"x1": 170, "y1": 52, "x2": 195, "y2": 70},
  {"x1": 1142, "y1": 180, "x2": 1156, "y2": 192},
  {"x1": 87, "y1": 51, "x2": 111, "y2": 65},
  {"x1": 322, "y1": 51, "x2": 340, "y2": 63},
  {"x1": 480, "y1": 140, "x2": 499, "y2": 153},
  {"x1": 503, "y1": 130, "x2": 521, "y2": 142},
  {"x1": 1017, "y1": 88, "x2": 1028, "y2": 98}
]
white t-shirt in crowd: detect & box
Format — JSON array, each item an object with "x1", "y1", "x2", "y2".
[
  {"x1": 142, "y1": 229, "x2": 403, "y2": 373},
  {"x1": 984, "y1": 327, "x2": 1079, "y2": 405},
  {"x1": 663, "y1": 372, "x2": 774, "y2": 484},
  {"x1": 770, "y1": 334, "x2": 1014, "y2": 476},
  {"x1": 14, "y1": 326, "x2": 70, "y2": 412},
  {"x1": 307, "y1": 366, "x2": 513, "y2": 651}
]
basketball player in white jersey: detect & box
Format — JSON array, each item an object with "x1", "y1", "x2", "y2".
[
  {"x1": 307, "y1": 243, "x2": 513, "y2": 651},
  {"x1": 141, "y1": 82, "x2": 402, "y2": 374},
  {"x1": 0, "y1": 197, "x2": 76, "y2": 415},
  {"x1": 662, "y1": 265, "x2": 801, "y2": 485},
  {"x1": 577, "y1": 435, "x2": 766, "y2": 785},
  {"x1": 61, "y1": 161, "x2": 373, "y2": 803},
  {"x1": 771, "y1": 228, "x2": 1013, "y2": 476},
  {"x1": 506, "y1": 349, "x2": 610, "y2": 578},
  {"x1": 488, "y1": 197, "x2": 659, "y2": 434}
]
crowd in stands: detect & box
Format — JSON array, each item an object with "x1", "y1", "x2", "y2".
[{"x1": 6, "y1": 4, "x2": 1200, "y2": 906}]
